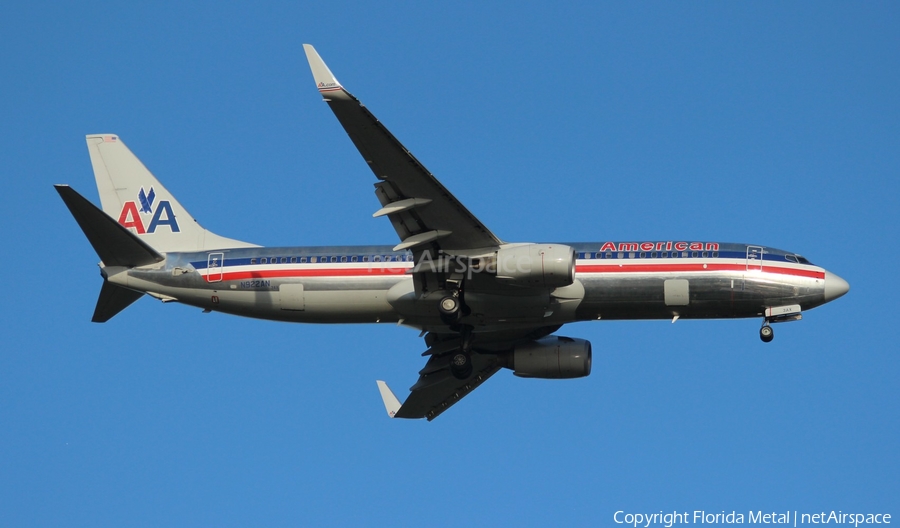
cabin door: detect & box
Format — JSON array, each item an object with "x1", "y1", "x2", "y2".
[
  {"x1": 207, "y1": 252, "x2": 224, "y2": 283},
  {"x1": 746, "y1": 246, "x2": 763, "y2": 272}
]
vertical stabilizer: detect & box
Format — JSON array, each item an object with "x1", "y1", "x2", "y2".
[{"x1": 86, "y1": 134, "x2": 257, "y2": 253}]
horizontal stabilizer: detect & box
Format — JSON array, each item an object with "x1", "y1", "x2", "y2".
[
  {"x1": 93, "y1": 281, "x2": 143, "y2": 323},
  {"x1": 376, "y1": 380, "x2": 402, "y2": 418},
  {"x1": 55, "y1": 185, "x2": 163, "y2": 267}
]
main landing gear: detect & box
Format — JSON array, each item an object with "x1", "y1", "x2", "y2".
[
  {"x1": 436, "y1": 280, "x2": 475, "y2": 379},
  {"x1": 448, "y1": 324, "x2": 475, "y2": 379},
  {"x1": 438, "y1": 294, "x2": 460, "y2": 322},
  {"x1": 449, "y1": 350, "x2": 473, "y2": 380}
]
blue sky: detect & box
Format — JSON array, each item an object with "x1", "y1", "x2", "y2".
[{"x1": 2, "y1": 2, "x2": 897, "y2": 526}]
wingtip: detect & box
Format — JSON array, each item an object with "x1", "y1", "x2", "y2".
[
  {"x1": 303, "y1": 44, "x2": 342, "y2": 92},
  {"x1": 376, "y1": 380, "x2": 402, "y2": 418}
]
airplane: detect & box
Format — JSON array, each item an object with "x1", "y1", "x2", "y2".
[{"x1": 56, "y1": 44, "x2": 850, "y2": 421}]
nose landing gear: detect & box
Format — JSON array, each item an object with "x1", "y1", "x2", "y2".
[
  {"x1": 759, "y1": 323, "x2": 774, "y2": 343},
  {"x1": 758, "y1": 305, "x2": 802, "y2": 343}
]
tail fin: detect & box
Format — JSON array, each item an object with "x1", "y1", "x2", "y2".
[{"x1": 86, "y1": 134, "x2": 256, "y2": 253}]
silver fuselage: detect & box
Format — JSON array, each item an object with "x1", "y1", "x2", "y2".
[{"x1": 105, "y1": 241, "x2": 839, "y2": 335}]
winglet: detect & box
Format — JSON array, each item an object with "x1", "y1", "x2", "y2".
[
  {"x1": 303, "y1": 44, "x2": 343, "y2": 93},
  {"x1": 376, "y1": 380, "x2": 402, "y2": 418}
]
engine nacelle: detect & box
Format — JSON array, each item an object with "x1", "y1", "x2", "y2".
[
  {"x1": 507, "y1": 336, "x2": 592, "y2": 379},
  {"x1": 493, "y1": 244, "x2": 575, "y2": 288}
]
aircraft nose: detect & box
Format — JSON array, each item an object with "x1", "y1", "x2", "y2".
[{"x1": 824, "y1": 271, "x2": 850, "y2": 302}]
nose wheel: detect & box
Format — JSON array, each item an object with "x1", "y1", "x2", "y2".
[{"x1": 759, "y1": 323, "x2": 774, "y2": 343}]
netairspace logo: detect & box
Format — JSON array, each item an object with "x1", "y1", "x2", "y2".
[{"x1": 613, "y1": 510, "x2": 892, "y2": 528}]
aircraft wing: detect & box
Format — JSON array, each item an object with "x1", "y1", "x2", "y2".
[
  {"x1": 377, "y1": 351, "x2": 503, "y2": 421},
  {"x1": 303, "y1": 44, "x2": 502, "y2": 253}
]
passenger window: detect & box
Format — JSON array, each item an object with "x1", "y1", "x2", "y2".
[
  {"x1": 639, "y1": 252, "x2": 646, "y2": 258},
  {"x1": 362, "y1": 256, "x2": 369, "y2": 262},
  {"x1": 340, "y1": 256, "x2": 347, "y2": 262},
  {"x1": 281, "y1": 257, "x2": 287, "y2": 263},
  {"x1": 605, "y1": 252, "x2": 612, "y2": 259},
  {"x1": 374, "y1": 256, "x2": 381, "y2": 262},
  {"x1": 251, "y1": 258, "x2": 257, "y2": 264},
  {"x1": 712, "y1": 252, "x2": 719, "y2": 258},
  {"x1": 628, "y1": 252, "x2": 635, "y2": 259},
  {"x1": 702, "y1": 252, "x2": 708, "y2": 258},
  {"x1": 651, "y1": 252, "x2": 657, "y2": 258},
  {"x1": 617, "y1": 252, "x2": 624, "y2": 259},
  {"x1": 261, "y1": 258, "x2": 267, "y2": 264},
  {"x1": 691, "y1": 252, "x2": 698, "y2": 258},
  {"x1": 351, "y1": 256, "x2": 358, "y2": 262},
  {"x1": 682, "y1": 252, "x2": 689, "y2": 258},
  {"x1": 331, "y1": 256, "x2": 337, "y2": 263}
]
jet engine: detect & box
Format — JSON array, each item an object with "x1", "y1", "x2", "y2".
[
  {"x1": 505, "y1": 336, "x2": 592, "y2": 379},
  {"x1": 493, "y1": 244, "x2": 575, "y2": 288}
]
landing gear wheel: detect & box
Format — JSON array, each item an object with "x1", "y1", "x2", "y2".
[
  {"x1": 439, "y1": 296, "x2": 459, "y2": 315},
  {"x1": 449, "y1": 351, "x2": 473, "y2": 380},
  {"x1": 760, "y1": 325, "x2": 774, "y2": 343},
  {"x1": 439, "y1": 294, "x2": 462, "y2": 325}
]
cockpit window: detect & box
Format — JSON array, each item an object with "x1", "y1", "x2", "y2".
[{"x1": 785, "y1": 254, "x2": 813, "y2": 265}]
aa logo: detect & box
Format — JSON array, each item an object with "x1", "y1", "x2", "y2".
[{"x1": 117, "y1": 186, "x2": 180, "y2": 234}]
